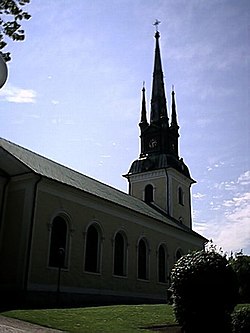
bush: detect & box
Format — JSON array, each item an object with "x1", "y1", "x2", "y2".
[
  {"x1": 229, "y1": 254, "x2": 250, "y2": 303},
  {"x1": 170, "y1": 250, "x2": 239, "y2": 333},
  {"x1": 232, "y1": 307, "x2": 250, "y2": 333}
]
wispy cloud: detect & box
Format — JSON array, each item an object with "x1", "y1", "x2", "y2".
[
  {"x1": 194, "y1": 170, "x2": 250, "y2": 254},
  {"x1": 193, "y1": 221, "x2": 209, "y2": 234},
  {"x1": 193, "y1": 192, "x2": 206, "y2": 199},
  {"x1": 206, "y1": 161, "x2": 225, "y2": 173},
  {"x1": 214, "y1": 195, "x2": 250, "y2": 254},
  {"x1": 0, "y1": 85, "x2": 37, "y2": 103},
  {"x1": 100, "y1": 155, "x2": 111, "y2": 159},
  {"x1": 51, "y1": 100, "x2": 59, "y2": 105},
  {"x1": 238, "y1": 171, "x2": 250, "y2": 186}
]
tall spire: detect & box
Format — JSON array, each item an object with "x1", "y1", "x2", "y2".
[
  {"x1": 125, "y1": 23, "x2": 193, "y2": 186},
  {"x1": 139, "y1": 82, "x2": 148, "y2": 130},
  {"x1": 150, "y1": 30, "x2": 168, "y2": 126}
]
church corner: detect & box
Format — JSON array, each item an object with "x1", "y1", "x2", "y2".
[{"x1": 0, "y1": 27, "x2": 207, "y2": 308}]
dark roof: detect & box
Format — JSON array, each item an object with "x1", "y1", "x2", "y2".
[
  {"x1": 126, "y1": 153, "x2": 194, "y2": 180},
  {"x1": 0, "y1": 137, "x2": 205, "y2": 240}
]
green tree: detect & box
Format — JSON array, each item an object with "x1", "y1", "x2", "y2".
[
  {"x1": 170, "y1": 249, "x2": 239, "y2": 333},
  {"x1": 229, "y1": 252, "x2": 250, "y2": 303},
  {"x1": 0, "y1": 0, "x2": 31, "y2": 62},
  {"x1": 232, "y1": 307, "x2": 250, "y2": 333}
]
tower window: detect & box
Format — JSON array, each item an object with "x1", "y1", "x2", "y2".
[
  {"x1": 178, "y1": 187, "x2": 184, "y2": 205},
  {"x1": 145, "y1": 184, "x2": 154, "y2": 203}
]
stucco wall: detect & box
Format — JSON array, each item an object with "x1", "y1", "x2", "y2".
[
  {"x1": 0, "y1": 174, "x2": 39, "y2": 289},
  {"x1": 27, "y1": 178, "x2": 203, "y2": 301}
]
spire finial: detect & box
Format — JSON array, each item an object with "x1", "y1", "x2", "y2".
[
  {"x1": 153, "y1": 19, "x2": 161, "y2": 39},
  {"x1": 153, "y1": 19, "x2": 161, "y2": 32}
]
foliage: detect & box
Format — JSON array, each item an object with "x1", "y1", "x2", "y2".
[
  {"x1": 0, "y1": 0, "x2": 31, "y2": 61},
  {"x1": 232, "y1": 307, "x2": 250, "y2": 333},
  {"x1": 1, "y1": 304, "x2": 176, "y2": 333},
  {"x1": 170, "y1": 249, "x2": 239, "y2": 333},
  {"x1": 229, "y1": 252, "x2": 250, "y2": 303}
]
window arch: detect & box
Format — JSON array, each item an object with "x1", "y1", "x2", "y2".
[
  {"x1": 178, "y1": 187, "x2": 184, "y2": 205},
  {"x1": 113, "y1": 231, "x2": 127, "y2": 277},
  {"x1": 158, "y1": 244, "x2": 167, "y2": 283},
  {"x1": 49, "y1": 216, "x2": 68, "y2": 268},
  {"x1": 145, "y1": 184, "x2": 154, "y2": 203},
  {"x1": 137, "y1": 238, "x2": 149, "y2": 280},
  {"x1": 84, "y1": 224, "x2": 102, "y2": 273}
]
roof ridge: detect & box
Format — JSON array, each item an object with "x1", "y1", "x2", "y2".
[
  {"x1": 0, "y1": 137, "x2": 127, "y2": 195},
  {"x1": 0, "y1": 137, "x2": 206, "y2": 239}
]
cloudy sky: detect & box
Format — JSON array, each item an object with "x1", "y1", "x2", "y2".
[{"x1": 0, "y1": 0, "x2": 249, "y2": 255}]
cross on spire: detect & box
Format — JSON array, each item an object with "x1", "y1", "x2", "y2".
[{"x1": 153, "y1": 19, "x2": 161, "y2": 32}]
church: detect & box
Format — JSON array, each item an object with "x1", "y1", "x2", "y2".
[{"x1": 0, "y1": 29, "x2": 207, "y2": 306}]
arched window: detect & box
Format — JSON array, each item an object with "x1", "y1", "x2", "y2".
[
  {"x1": 145, "y1": 184, "x2": 153, "y2": 203},
  {"x1": 85, "y1": 224, "x2": 101, "y2": 273},
  {"x1": 178, "y1": 187, "x2": 184, "y2": 205},
  {"x1": 113, "y1": 232, "x2": 127, "y2": 277},
  {"x1": 49, "y1": 216, "x2": 67, "y2": 268},
  {"x1": 138, "y1": 238, "x2": 149, "y2": 280},
  {"x1": 158, "y1": 244, "x2": 167, "y2": 283}
]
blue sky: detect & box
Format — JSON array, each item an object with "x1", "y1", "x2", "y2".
[{"x1": 0, "y1": 0, "x2": 249, "y2": 255}]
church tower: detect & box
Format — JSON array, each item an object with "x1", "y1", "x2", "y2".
[{"x1": 124, "y1": 28, "x2": 195, "y2": 229}]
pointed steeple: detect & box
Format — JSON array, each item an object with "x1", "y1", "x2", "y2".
[
  {"x1": 139, "y1": 83, "x2": 148, "y2": 130},
  {"x1": 125, "y1": 23, "x2": 194, "y2": 194},
  {"x1": 170, "y1": 86, "x2": 179, "y2": 129},
  {"x1": 170, "y1": 86, "x2": 179, "y2": 157},
  {"x1": 150, "y1": 31, "x2": 169, "y2": 126}
]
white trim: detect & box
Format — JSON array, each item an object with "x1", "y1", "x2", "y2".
[
  {"x1": 167, "y1": 167, "x2": 194, "y2": 187},
  {"x1": 129, "y1": 169, "x2": 166, "y2": 182}
]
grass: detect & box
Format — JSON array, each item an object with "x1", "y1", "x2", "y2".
[
  {"x1": 2, "y1": 303, "x2": 249, "y2": 332},
  {"x1": 1, "y1": 304, "x2": 176, "y2": 333}
]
